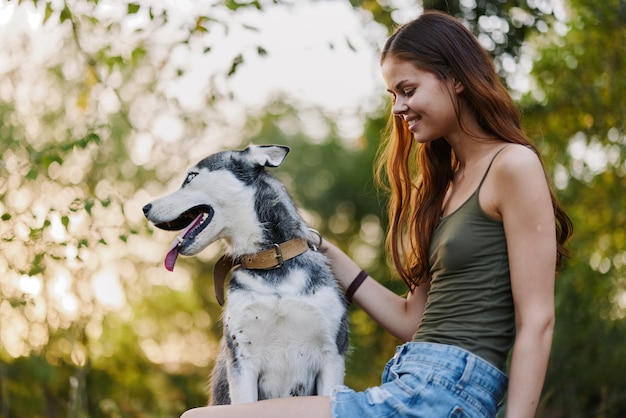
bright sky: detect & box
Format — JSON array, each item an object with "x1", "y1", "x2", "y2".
[
  {"x1": 0, "y1": 1, "x2": 387, "y2": 105},
  {"x1": 163, "y1": 1, "x2": 388, "y2": 114}
]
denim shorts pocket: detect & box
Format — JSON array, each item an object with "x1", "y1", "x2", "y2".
[
  {"x1": 392, "y1": 368, "x2": 427, "y2": 396},
  {"x1": 387, "y1": 357, "x2": 433, "y2": 394},
  {"x1": 430, "y1": 375, "x2": 492, "y2": 418}
]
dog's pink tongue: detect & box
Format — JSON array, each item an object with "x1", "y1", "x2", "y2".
[
  {"x1": 164, "y1": 245, "x2": 180, "y2": 272},
  {"x1": 164, "y1": 213, "x2": 205, "y2": 271}
]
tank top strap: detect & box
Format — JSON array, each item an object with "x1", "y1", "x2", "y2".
[{"x1": 477, "y1": 146, "x2": 508, "y2": 191}]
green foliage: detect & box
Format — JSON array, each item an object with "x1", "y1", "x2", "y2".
[
  {"x1": 0, "y1": 0, "x2": 238, "y2": 415},
  {"x1": 522, "y1": 1, "x2": 626, "y2": 416}
]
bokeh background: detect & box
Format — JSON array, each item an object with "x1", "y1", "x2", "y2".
[{"x1": 1, "y1": 0, "x2": 625, "y2": 416}]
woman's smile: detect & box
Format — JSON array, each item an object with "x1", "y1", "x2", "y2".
[{"x1": 405, "y1": 115, "x2": 421, "y2": 132}]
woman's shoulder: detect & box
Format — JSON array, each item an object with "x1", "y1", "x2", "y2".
[
  {"x1": 477, "y1": 143, "x2": 548, "y2": 221},
  {"x1": 489, "y1": 143, "x2": 552, "y2": 212},
  {"x1": 493, "y1": 143, "x2": 544, "y2": 181}
]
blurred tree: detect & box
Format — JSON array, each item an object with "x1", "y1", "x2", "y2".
[
  {"x1": 1, "y1": 1, "x2": 268, "y2": 416},
  {"x1": 522, "y1": 0, "x2": 626, "y2": 416},
  {"x1": 351, "y1": 0, "x2": 564, "y2": 82}
]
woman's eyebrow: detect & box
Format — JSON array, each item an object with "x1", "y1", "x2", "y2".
[{"x1": 395, "y1": 80, "x2": 409, "y2": 90}]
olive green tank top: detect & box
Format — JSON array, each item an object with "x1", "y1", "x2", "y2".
[{"x1": 412, "y1": 148, "x2": 515, "y2": 371}]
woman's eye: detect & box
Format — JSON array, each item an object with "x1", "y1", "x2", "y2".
[{"x1": 403, "y1": 89, "x2": 415, "y2": 97}]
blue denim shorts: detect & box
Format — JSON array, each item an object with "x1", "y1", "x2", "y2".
[{"x1": 331, "y1": 342, "x2": 508, "y2": 418}]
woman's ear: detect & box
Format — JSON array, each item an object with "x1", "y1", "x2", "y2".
[{"x1": 452, "y1": 77, "x2": 464, "y2": 94}]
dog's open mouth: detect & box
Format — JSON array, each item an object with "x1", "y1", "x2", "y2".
[{"x1": 156, "y1": 205, "x2": 214, "y2": 271}]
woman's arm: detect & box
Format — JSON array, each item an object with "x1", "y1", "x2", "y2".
[
  {"x1": 494, "y1": 146, "x2": 557, "y2": 418},
  {"x1": 320, "y1": 240, "x2": 428, "y2": 342}
]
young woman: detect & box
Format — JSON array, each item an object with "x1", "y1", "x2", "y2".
[{"x1": 181, "y1": 10, "x2": 572, "y2": 418}]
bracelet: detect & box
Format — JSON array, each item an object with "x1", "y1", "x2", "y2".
[{"x1": 345, "y1": 269, "x2": 368, "y2": 304}]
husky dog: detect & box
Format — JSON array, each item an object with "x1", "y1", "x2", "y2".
[{"x1": 142, "y1": 145, "x2": 348, "y2": 405}]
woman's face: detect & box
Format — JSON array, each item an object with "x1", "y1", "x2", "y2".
[{"x1": 381, "y1": 57, "x2": 460, "y2": 144}]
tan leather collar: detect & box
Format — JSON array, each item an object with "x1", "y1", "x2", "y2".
[{"x1": 212, "y1": 237, "x2": 310, "y2": 306}]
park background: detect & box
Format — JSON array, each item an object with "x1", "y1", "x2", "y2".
[{"x1": 1, "y1": 0, "x2": 624, "y2": 416}]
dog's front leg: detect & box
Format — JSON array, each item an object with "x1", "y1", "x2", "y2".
[
  {"x1": 227, "y1": 362, "x2": 259, "y2": 404},
  {"x1": 316, "y1": 353, "x2": 346, "y2": 396}
]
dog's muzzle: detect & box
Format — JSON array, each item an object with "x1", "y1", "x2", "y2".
[
  {"x1": 143, "y1": 203, "x2": 215, "y2": 271},
  {"x1": 143, "y1": 204, "x2": 213, "y2": 231}
]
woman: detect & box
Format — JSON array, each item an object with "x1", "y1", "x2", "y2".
[{"x1": 182, "y1": 10, "x2": 572, "y2": 418}]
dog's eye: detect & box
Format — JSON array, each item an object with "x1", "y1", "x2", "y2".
[{"x1": 182, "y1": 172, "x2": 198, "y2": 186}]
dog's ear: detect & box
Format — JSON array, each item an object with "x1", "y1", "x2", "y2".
[{"x1": 246, "y1": 145, "x2": 290, "y2": 168}]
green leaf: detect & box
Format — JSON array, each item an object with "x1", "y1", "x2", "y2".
[
  {"x1": 224, "y1": 0, "x2": 263, "y2": 11},
  {"x1": 28, "y1": 254, "x2": 45, "y2": 276},
  {"x1": 127, "y1": 3, "x2": 140, "y2": 14},
  {"x1": 224, "y1": 0, "x2": 240, "y2": 11},
  {"x1": 84, "y1": 200, "x2": 94, "y2": 215},
  {"x1": 71, "y1": 132, "x2": 101, "y2": 149},
  {"x1": 241, "y1": 24, "x2": 260, "y2": 32},
  {"x1": 59, "y1": 4, "x2": 72, "y2": 23},
  {"x1": 227, "y1": 54, "x2": 244, "y2": 77},
  {"x1": 41, "y1": 154, "x2": 63, "y2": 169},
  {"x1": 1, "y1": 213, "x2": 11, "y2": 221},
  {"x1": 8, "y1": 297, "x2": 28, "y2": 308},
  {"x1": 346, "y1": 37, "x2": 357, "y2": 52},
  {"x1": 26, "y1": 169, "x2": 38, "y2": 180},
  {"x1": 131, "y1": 47, "x2": 147, "y2": 64},
  {"x1": 29, "y1": 227, "x2": 43, "y2": 240},
  {"x1": 106, "y1": 55, "x2": 125, "y2": 69},
  {"x1": 194, "y1": 16, "x2": 208, "y2": 33},
  {"x1": 43, "y1": 2, "x2": 54, "y2": 25}
]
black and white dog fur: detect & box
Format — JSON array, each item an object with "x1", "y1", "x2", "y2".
[{"x1": 142, "y1": 145, "x2": 348, "y2": 405}]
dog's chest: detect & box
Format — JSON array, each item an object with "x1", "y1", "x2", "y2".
[{"x1": 224, "y1": 269, "x2": 344, "y2": 360}]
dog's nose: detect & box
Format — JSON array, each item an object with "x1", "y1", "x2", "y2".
[{"x1": 142, "y1": 203, "x2": 152, "y2": 216}]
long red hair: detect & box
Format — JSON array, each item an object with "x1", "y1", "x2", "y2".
[{"x1": 376, "y1": 11, "x2": 573, "y2": 290}]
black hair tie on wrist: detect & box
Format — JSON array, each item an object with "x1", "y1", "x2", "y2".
[{"x1": 345, "y1": 269, "x2": 368, "y2": 304}]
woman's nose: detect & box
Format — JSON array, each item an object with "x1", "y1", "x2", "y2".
[{"x1": 392, "y1": 97, "x2": 408, "y2": 115}]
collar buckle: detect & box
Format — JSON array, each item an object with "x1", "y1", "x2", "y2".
[{"x1": 270, "y1": 243, "x2": 284, "y2": 269}]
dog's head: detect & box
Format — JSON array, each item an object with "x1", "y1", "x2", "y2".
[{"x1": 142, "y1": 144, "x2": 290, "y2": 271}]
